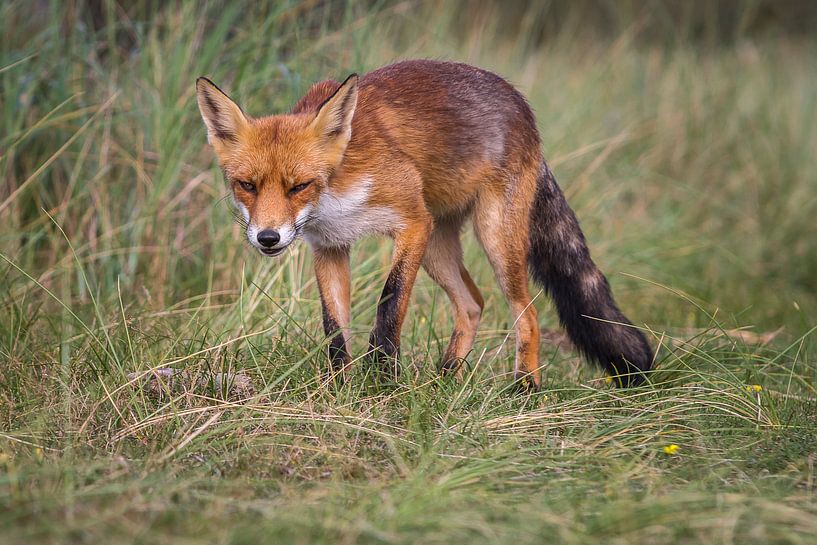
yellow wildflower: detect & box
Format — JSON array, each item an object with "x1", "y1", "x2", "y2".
[
  {"x1": 34, "y1": 447, "x2": 44, "y2": 462},
  {"x1": 663, "y1": 444, "x2": 679, "y2": 455},
  {"x1": 746, "y1": 384, "x2": 762, "y2": 393}
]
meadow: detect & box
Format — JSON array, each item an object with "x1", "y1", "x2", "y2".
[{"x1": 1, "y1": 2, "x2": 816, "y2": 543}]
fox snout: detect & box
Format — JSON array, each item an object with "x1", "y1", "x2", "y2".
[
  {"x1": 246, "y1": 222, "x2": 297, "y2": 256},
  {"x1": 256, "y1": 230, "x2": 280, "y2": 248}
]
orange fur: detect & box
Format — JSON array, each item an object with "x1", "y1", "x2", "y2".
[{"x1": 197, "y1": 60, "x2": 652, "y2": 388}]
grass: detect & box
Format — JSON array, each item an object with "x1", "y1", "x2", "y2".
[{"x1": 1, "y1": 1, "x2": 816, "y2": 543}]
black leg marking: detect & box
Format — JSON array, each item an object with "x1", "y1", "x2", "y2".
[
  {"x1": 321, "y1": 300, "x2": 349, "y2": 372},
  {"x1": 368, "y1": 262, "x2": 404, "y2": 378}
]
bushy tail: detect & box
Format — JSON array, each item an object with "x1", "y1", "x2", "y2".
[{"x1": 528, "y1": 162, "x2": 652, "y2": 386}]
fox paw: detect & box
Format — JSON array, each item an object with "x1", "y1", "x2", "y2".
[
  {"x1": 366, "y1": 349, "x2": 401, "y2": 382},
  {"x1": 513, "y1": 373, "x2": 540, "y2": 394},
  {"x1": 321, "y1": 367, "x2": 349, "y2": 386},
  {"x1": 438, "y1": 358, "x2": 466, "y2": 378}
]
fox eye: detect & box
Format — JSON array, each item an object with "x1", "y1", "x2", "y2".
[
  {"x1": 289, "y1": 180, "x2": 313, "y2": 195},
  {"x1": 237, "y1": 181, "x2": 256, "y2": 194}
]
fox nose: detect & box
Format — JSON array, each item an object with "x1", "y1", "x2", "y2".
[{"x1": 256, "y1": 229, "x2": 281, "y2": 248}]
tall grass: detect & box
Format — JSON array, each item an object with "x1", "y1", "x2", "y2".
[{"x1": 1, "y1": 2, "x2": 815, "y2": 544}]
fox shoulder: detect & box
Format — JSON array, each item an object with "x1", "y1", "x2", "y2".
[{"x1": 292, "y1": 80, "x2": 342, "y2": 114}]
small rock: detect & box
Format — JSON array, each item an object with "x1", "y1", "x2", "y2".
[{"x1": 127, "y1": 368, "x2": 255, "y2": 400}]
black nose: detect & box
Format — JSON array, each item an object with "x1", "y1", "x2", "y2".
[{"x1": 257, "y1": 229, "x2": 280, "y2": 248}]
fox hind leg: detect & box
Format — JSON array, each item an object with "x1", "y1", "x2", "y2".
[
  {"x1": 421, "y1": 218, "x2": 484, "y2": 378},
  {"x1": 473, "y1": 187, "x2": 541, "y2": 389}
]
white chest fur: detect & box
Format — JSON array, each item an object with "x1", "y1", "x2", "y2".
[{"x1": 303, "y1": 176, "x2": 403, "y2": 249}]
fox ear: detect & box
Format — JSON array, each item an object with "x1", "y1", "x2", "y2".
[
  {"x1": 196, "y1": 77, "x2": 249, "y2": 144},
  {"x1": 310, "y1": 74, "x2": 359, "y2": 146}
]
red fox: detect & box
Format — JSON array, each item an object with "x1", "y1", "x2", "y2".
[{"x1": 196, "y1": 60, "x2": 651, "y2": 388}]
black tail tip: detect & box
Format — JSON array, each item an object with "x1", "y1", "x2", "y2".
[
  {"x1": 606, "y1": 347, "x2": 652, "y2": 388},
  {"x1": 612, "y1": 369, "x2": 648, "y2": 388}
]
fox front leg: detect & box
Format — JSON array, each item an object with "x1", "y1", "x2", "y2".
[
  {"x1": 368, "y1": 217, "x2": 432, "y2": 379},
  {"x1": 314, "y1": 246, "x2": 353, "y2": 378}
]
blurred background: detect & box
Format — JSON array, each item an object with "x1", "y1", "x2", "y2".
[{"x1": 2, "y1": 0, "x2": 815, "y2": 335}]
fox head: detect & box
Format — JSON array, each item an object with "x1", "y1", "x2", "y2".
[{"x1": 196, "y1": 74, "x2": 358, "y2": 256}]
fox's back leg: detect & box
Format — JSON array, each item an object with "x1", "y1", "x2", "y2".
[
  {"x1": 473, "y1": 171, "x2": 541, "y2": 388},
  {"x1": 422, "y1": 217, "x2": 484, "y2": 377}
]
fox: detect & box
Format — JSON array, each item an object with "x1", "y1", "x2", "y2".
[{"x1": 196, "y1": 60, "x2": 652, "y2": 389}]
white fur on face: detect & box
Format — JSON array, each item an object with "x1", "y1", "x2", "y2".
[
  {"x1": 244, "y1": 203, "x2": 314, "y2": 253},
  {"x1": 232, "y1": 196, "x2": 262, "y2": 249},
  {"x1": 246, "y1": 221, "x2": 261, "y2": 248},
  {"x1": 303, "y1": 176, "x2": 403, "y2": 249},
  {"x1": 232, "y1": 196, "x2": 250, "y2": 223},
  {"x1": 269, "y1": 204, "x2": 314, "y2": 249}
]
